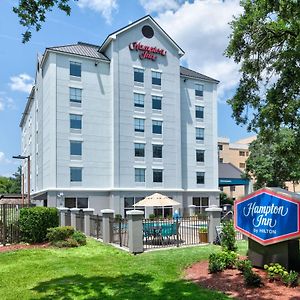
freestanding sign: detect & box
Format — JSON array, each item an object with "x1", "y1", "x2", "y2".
[{"x1": 235, "y1": 188, "x2": 300, "y2": 270}]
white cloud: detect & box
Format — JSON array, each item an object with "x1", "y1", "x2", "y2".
[
  {"x1": 0, "y1": 95, "x2": 17, "y2": 111},
  {"x1": 155, "y1": 0, "x2": 242, "y2": 101},
  {"x1": 0, "y1": 99, "x2": 4, "y2": 111},
  {"x1": 0, "y1": 152, "x2": 11, "y2": 164},
  {"x1": 140, "y1": 0, "x2": 180, "y2": 14},
  {"x1": 9, "y1": 73, "x2": 34, "y2": 93},
  {"x1": 77, "y1": 0, "x2": 118, "y2": 23}
]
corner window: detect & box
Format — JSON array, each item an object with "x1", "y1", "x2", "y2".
[
  {"x1": 239, "y1": 151, "x2": 245, "y2": 156},
  {"x1": 134, "y1": 143, "x2": 145, "y2": 157},
  {"x1": 134, "y1": 93, "x2": 144, "y2": 108},
  {"x1": 135, "y1": 168, "x2": 145, "y2": 182},
  {"x1": 77, "y1": 197, "x2": 88, "y2": 208},
  {"x1": 196, "y1": 149, "x2": 204, "y2": 162},
  {"x1": 196, "y1": 172, "x2": 205, "y2": 184},
  {"x1": 134, "y1": 68, "x2": 144, "y2": 83},
  {"x1": 70, "y1": 167, "x2": 82, "y2": 182},
  {"x1": 152, "y1": 71, "x2": 161, "y2": 86},
  {"x1": 70, "y1": 87, "x2": 82, "y2": 104},
  {"x1": 195, "y1": 106, "x2": 204, "y2": 119},
  {"x1": 70, "y1": 61, "x2": 81, "y2": 77},
  {"x1": 195, "y1": 83, "x2": 203, "y2": 97},
  {"x1": 196, "y1": 128, "x2": 204, "y2": 141},
  {"x1": 65, "y1": 197, "x2": 88, "y2": 208},
  {"x1": 70, "y1": 141, "x2": 82, "y2": 156},
  {"x1": 152, "y1": 120, "x2": 162, "y2": 134},
  {"x1": 192, "y1": 197, "x2": 209, "y2": 214},
  {"x1": 134, "y1": 118, "x2": 145, "y2": 132},
  {"x1": 70, "y1": 114, "x2": 82, "y2": 130},
  {"x1": 152, "y1": 96, "x2": 162, "y2": 110},
  {"x1": 153, "y1": 169, "x2": 163, "y2": 183},
  {"x1": 153, "y1": 144, "x2": 162, "y2": 158},
  {"x1": 218, "y1": 144, "x2": 223, "y2": 151}
]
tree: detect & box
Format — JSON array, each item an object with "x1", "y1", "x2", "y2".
[
  {"x1": 226, "y1": 1, "x2": 300, "y2": 136},
  {"x1": 13, "y1": 0, "x2": 74, "y2": 43},
  {"x1": 0, "y1": 166, "x2": 22, "y2": 194},
  {"x1": 245, "y1": 129, "x2": 300, "y2": 190}
]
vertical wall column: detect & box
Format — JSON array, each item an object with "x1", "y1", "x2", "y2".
[
  {"x1": 70, "y1": 208, "x2": 80, "y2": 229},
  {"x1": 127, "y1": 210, "x2": 144, "y2": 254},
  {"x1": 57, "y1": 207, "x2": 69, "y2": 226},
  {"x1": 101, "y1": 209, "x2": 114, "y2": 243},
  {"x1": 205, "y1": 205, "x2": 222, "y2": 243},
  {"x1": 82, "y1": 208, "x2": 94, "y2": 236}
]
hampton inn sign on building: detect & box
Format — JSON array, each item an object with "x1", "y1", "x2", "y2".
[{"x1": 19, "y1": 15, "x2": 220, "y2": 217}]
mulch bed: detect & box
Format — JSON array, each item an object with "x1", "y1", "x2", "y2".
[
  {"x1": 0, "y1": 243, "x2": 50, "y2": 253},
  {"x1": 185, "y1": 260, "x2": 300, "y2": 300}
]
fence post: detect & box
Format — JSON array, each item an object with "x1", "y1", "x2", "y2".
[
  {"x1": 126, "y1": 210, "x2": 144, "y2": 254},
  {"x1": 101, "y1": 209, "x2": 114, "y2": 243},
  {"x1": 205, "y1": 205, "x2": 222, "y2": 243},
  {"x1": 70, "y1": 208, "x2": 80, "y2": 229},
  {"x1": 57, "y1": 207, "x2": 69, "y2": 226},
  {"x1": 2, "y1": 204, "x2": 7, "y2": 246},
  {"x1": 188, "y1": 205, "x2": 196, "y2": 217},
  {"x1": 82, "y1": 208, "x2": 94, "y2": 236}
]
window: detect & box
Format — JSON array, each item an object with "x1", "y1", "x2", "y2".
[
  {"x1": 239, "y1": 162, "x2": 246, "y2": 168},
  {"x1": 195, "y1": 106, "x2": 204, "y2": 119},
  {"x1": 134, "y1": 68, "x2": 144, "y2": 83},
  {"x1": 152, "y1": 96, "x2": 162, "y2": 110},
  {"x1": 70, "y1": 141, "x2": 82, "y2": 156},
  {"x1": 124, "y1": 197, "x2": 145, "y2": 217},
  {"x1": 70, "y1": 167, "x2": 82, "y2": 182},
  {"x1": 134, "y1": 118, "x2": 145, "y2": 132},
  {"x1": 195, "y1": 83, "x2": 203, "y2": 97},
  {"x1": 65, "y1": 197, "x2": 88, "y2": 208},
  {"x1": 196, "y1": 172, "x2": 205, "y2": 184},
  {"x1": 153, "y1": 169, "x2": 163, "y2": 183},
  {"x1": 70, "y1": 87, "x2": 82, "y2": 104},
  {"x1": 70, "y1": 114, "x2": 82, "y2": 130},
  {"x1": 196, "y1": 128, "x2": 204, "y2": 141},
  {"x1": 239, "y1": 151, "x2": 245, "y2": 156},
  {"x1": 134, "y1": 143, "x2": 145, "y2": 157},
  {"x1": 152, "y1": 71, "x2": 161, "y2": 86},
  {"x1": 230, "y1": 186, "x2": 236, "y2": 192},
  {"x1": 193, "y1": 197, "x2": 209, "y2": 214},
  {"x1": 65, "y1": 197, "x2": 76, "y2": 208},
  {"x1": 196, "y1": 149, "x2": 205, "y2": 162},
  {"x1": 153, "y1": 144, "x2": 162, "y2": 158},
  {"x1": 152, "y1": 120, "x2": 162, "y2": 134},
  {"x1": 77, "y1": 197, "x2": 88, "y2": 208},
  {"x1": 70, "y1": 61, "x2": 81, "y2": 77},
  {"x1": 135, "y1": 168, "x2": 145, "y2": 182},
  {"x1": 134, "y1": 93, "x2": 144, "y2": 108},
  {"x1": 219, "y1": 158, "x2": 223, "y2": 163},
  {"x1": 218, "y1": 144, "x2": 223, "y2": 151}
]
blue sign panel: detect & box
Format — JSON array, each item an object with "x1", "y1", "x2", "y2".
[{"x1": 235, "y1": 189, "x2": 300, "y2": 245}]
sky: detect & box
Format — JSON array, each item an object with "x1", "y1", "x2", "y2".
[{"x1": 0, "y1": 0, "x2": 254, "y2": 177}]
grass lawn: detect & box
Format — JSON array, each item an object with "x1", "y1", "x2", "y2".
[{"x1": 0, "y1": 239, "x2": 247, "y2": 300}]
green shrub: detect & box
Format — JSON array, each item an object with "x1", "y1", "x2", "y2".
[
  {"x1": 221, "y1": 220, "x2": 237, "y2": 252},
  {"x1": 53, "y1": 238, "x2": 79, "y2": 248},
  {"x1": 236, "y1": 259, "x2": 252, "y2": 273},
  {"x1": 19, "y1": 207, "x2": 59, "y2": 243},
  {"x1": 46, "y1": 226, "x2": 75, "y2": 242},
  {"x1": 72, "y1": 230, "x2": 86, "y2": 246},
  {"x1": 281, "y1": 270, "x2": 299, "y2": 287},
  {"x1": 115, "y1": 214, "x2": 122, "y2": 221},
  {"x1": 264, "y1": 263, "x2": 287, "y2": 281},
  {"x1": 243, "y1": 268, "x2": 262, "y2": 287},
  {"x1": 208, "y1": 253, "x2": 226, "y2": 273},
  {"x1": 149, "y1": 214, "x2": 155, "y2": 220},
  {"x1": 199, "y1": 227, "x2": 208, "y2": 233},
  {"x1": 220, "y1": 251, "x2": 238, "y2": 269}
]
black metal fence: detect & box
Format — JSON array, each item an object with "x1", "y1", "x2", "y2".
[
  {"x1": 90, "y1": 214, "x2": 103, "y2": 239},
  {"x1": 0, "y1": 204, "x2": 30, "y2": 245},
  {"x1": 110, "y1": 217, "x2": 128, "y2": 248},
  {"x1": 143, "y1": 216, "x2": 209, "y2": 250}
]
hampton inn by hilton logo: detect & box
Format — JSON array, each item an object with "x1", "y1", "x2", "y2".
[{"x1": 129, "y1": 42, "x2": 167, "y2": 61}]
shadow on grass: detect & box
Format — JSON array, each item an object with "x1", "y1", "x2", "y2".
[{"x1": 32, "y1": 273, "x2": 227, "y2": 300}]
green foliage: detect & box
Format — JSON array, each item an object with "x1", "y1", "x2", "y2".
[
  {"x1": 0, "y1": 166, "x2": 22, "y2": 194},
  {"x1": 243, "y1": 267, "x2": 262, "y2": 287},
  {"x1": 72, "y1": 230, "x2": 86, "y2": 246},
  {"x1": 235, "y1": 259, "x2": 252, "y2": 273},
  {"x1": 13, "y1": 0, "x2": 74, "y2": 43},
  {"x1": 198, "y1": 227, "x2": 208, "y2": 233},
  {"x1": 46, "y1": 226, "x2": 75, "y2": 242},
  {"x1": 149, "y1": 214, "x2": 155, "y2": 220},
  {"x1": 220, "y1": 192, "x2": 234, "y2": 206},
  {"x1": 226, "y1": 1, "x2": 300, "y2": 138},
  {"x1": 221, "y1": 221, "x2": 237, "y2": 252},
  {"x1": 246, "y1": 129, "x2": 300, "y2": 189},
  {"x1": 208, "y1": 253, "x2": 226, "y2": 273},
  {"x1": 281, "y1": 270, "x2": 299, "y2": 288},
  {"x1": 220, "y1": 251, "x2": 238, "y2": 269},
  {"x1": 114, "y1": 214, "x2": 122, "y2": 221},
  {"x1": 54, "y1": 238, "x2": 79, "y2": 248},
  {"x1": 19, "y1": 207, "x2": 59, "y2": 243}
]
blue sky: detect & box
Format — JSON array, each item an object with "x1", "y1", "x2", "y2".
[{"x1": 0, "y1": 0, "x2": 253, "y2": 177}]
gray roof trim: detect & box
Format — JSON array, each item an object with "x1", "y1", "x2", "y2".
[
  {"x1": 218, "y1": 162, "x2": 244, "y2": 179},
  {"x1": 180, "y1": 66, "x2": 219, "y2": 84},
  {"x1": 20, "y1": 87, "x2": 35, "y2": 128}
]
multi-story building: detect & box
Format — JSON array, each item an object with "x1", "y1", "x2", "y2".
[{"x1": 20, "y1": 15, "x2": 220, "y2": 217}]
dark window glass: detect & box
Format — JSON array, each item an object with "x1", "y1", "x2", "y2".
[
  {"x1": 134, "y1": 68, "x2": 144, "y2": 83},
  {"x1": 218, "y1": 144, "x2": 223, "y2": 151},
  {"x1": 70, "y1": 61, "x2": 81, "y2": 77},
  {"x1": 65, "y1": 197, "x2": 76, "y2": 208},
  {"x1": 70, "y1": 167, "x2": 82, "y2": 182},
  {"x1": 196, "y1": 172, "x2": 205, "y2": 184},
  {"x1": 70, "y1": 141, "x2": 82, "y2": 156},
  {"x1": 196, "y1": 150, "x2": 204, "y2": 162},
  {"x1": 142, "y1": 25, "x2": 154, "y2": 38},
  {"x1": 153, "y1": 169, "x2": 163, "y2": 182},
  {"x1": 192, "y1": 197, "x2": 201, "y2": 207},
  {"x1": 152, "y1": 71, "x2": 161, "y2": 86},
  {"x1": 134, "y1": 143, "x2": 145, "y2": 157},
  {"x1": 195, "y1": 83, "x2": 203, "y2": 96},
  {"x1": 135, "y1": 168, "x2": 145, "y2": 182},
  {"x1": 134, "y1": 118, "x2": 144, "y2": 132},
  {"x1": 195, "y1": 106, "x2": 204, "y2": 119},
  {"x1": 70, "y1": 114, "x2": 82, "y2": 129},
  {"x1": 219, "y1": 158, "x2": 223, "y2": 163},
  {"x1": 152, "y1": 120, "x2": 162, "y2": 134},
  {"x1": 153, "y1": 144, "x2": 162, "y2": 158},
  {"x1": 124, "y1": 197, "x2": 134, "y2": 208},
  {"x1": 77, "y1": 198, "x2": 88, "y2": 208},
  {"x1": 152, "y1": 96, "x2": 162, "y2": 110},
  {"x1": 70, "y1": 87, "x2": 82, "y2": 103},
  {"x1": 134, "y1": 93, "x2": 144, "y2": 108},
  {"x1": 196, "y1": 128, "x2": 204, "y2": 141}
]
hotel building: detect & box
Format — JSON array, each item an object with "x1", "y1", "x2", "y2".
[{"x1": 20, "y1": 15, "x2": 219, "y2": 216}]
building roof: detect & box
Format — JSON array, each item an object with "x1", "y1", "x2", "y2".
[
  {"x1": 0, "y1": 194, "x2": 24, "y2": 205},
  {"x1": 47, "y1": 42, "x2": 109, "y2": 61},
  {"x1": 219, "y1": 162, "x2": 244, "y2": 179},
  {"x1": 180, "y1": 66, "x2": 219, "y2": 83},
  {"x1": 234, "y1": 136, "x2": 257, "y2": 145}
]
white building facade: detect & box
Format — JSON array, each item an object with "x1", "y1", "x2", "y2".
[{"x1": 20, "y1": 16, "x2": 219, "y2": 217}]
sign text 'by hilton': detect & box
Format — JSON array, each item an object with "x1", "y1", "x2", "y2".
[{"x1": 129, "y1": 42, "x2": 167, "y2": 61}]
